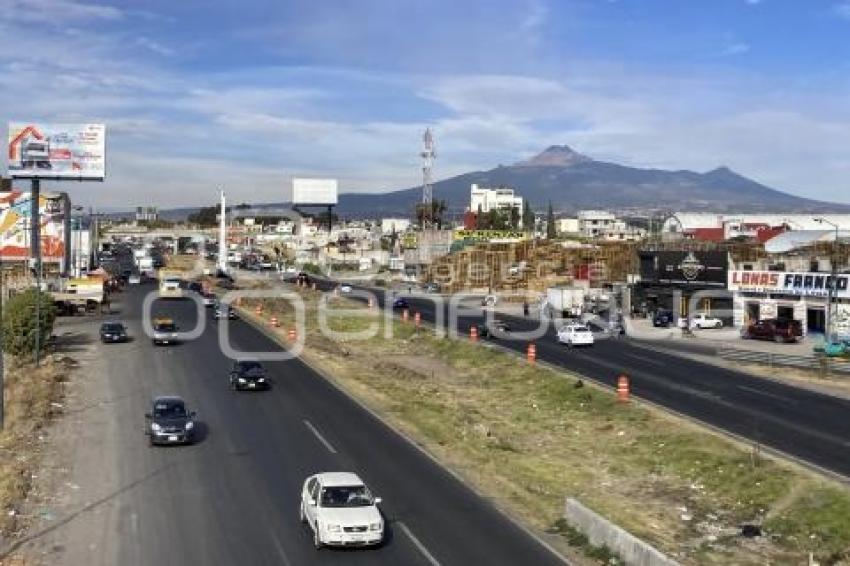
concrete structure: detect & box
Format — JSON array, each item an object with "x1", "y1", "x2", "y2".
[
  {"x1": 564, "y1": 498, "x2": 679, "y2": 566},
  {"x1": 469, "y1": 184, "x2": 523, "y2": 216}
]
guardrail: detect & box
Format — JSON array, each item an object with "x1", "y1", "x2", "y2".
[{"x1": 717, "y1": 347, "x2": 850, "y2": 375}]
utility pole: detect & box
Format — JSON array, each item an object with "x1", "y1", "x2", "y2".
[
  {"x1": 31, "y1": 179, "x2": 42, "y2": 367},
  {"x1": 815, "y1": 217, "x2": 840, "y2": 342},
  {"x1": 218, "y1": 190, "x2": 227, "y2": 274},
  {"x1": 420, "y1": 128, "x2": 435, "y2": 229}
]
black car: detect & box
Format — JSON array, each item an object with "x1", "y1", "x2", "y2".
[
  {"x1": 392, "y1": 297, "x2": 410, "y2": 309},
  {"x1": 213, "y1": 305, "x2": 238, "y2": 320},
  {"x1": 653, "y1": 310, "x2": 674, "y2": 327},
  {"x1": 296, "y1": 271, "x2": 310, "y2": 285},
  {"x1": 99, "y1": 321, "x2": 128, "y2": 343},
  {"x1": 145, "y1": 396, "x2": 196, "y2": 445},
  {"x1": 229, "y1": 360, "x2": 270, "y2": 390}
]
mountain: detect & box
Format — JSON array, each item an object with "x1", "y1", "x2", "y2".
[{"x1": 334, "y1": 146, "x2": 850, "y2": 216}]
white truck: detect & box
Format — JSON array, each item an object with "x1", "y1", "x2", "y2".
[
  {"x1": 545, "y1": 287, "x2": 585, "y2": 318},
  {"x1": 137, "y1": 256, "x2": 154, "y2": 278}
]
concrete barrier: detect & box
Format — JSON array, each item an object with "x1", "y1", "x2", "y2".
[{"x1": 564, "y1": 498, "x2": 679, "y2": 566}]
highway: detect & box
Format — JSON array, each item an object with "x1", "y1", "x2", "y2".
[
  {"x1": 313, "y1": 278, "x2": 850, "y2": 478},
  {"x1": 46, "y1": 278, "x2": 566, "y2": 566}
]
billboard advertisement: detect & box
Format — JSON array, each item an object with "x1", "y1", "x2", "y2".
[
  {"x1": 0, "y1": 190, "x2": 68, "y2": 261},
  {"x1": 292, "y1": 178, "x2": 338, "y2": 205},
  {"x1": 639, "y1": 250, "x2": 728, "y2": 287},
  {"x1": 7, "y1": 123, "x2": 106, "y2": 180}
]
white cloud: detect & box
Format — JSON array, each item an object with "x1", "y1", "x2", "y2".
[
  {"x1": 836, "y1": 2, "x2": 850, "y2": 19},
  {"x1": 0, "y1": 0, "x2": 123, "y2": 24},
  {"x1": 720, "y1": 42, "x2": 750, "y2": 56}
]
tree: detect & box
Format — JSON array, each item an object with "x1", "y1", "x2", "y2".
[
  {"x1": 187, "y1": 205, "x2": 218, "y2": 227},
  {"x1": 2, "y1": 289, "x2": 56, "y2": 357},
  {"x1": 522, "y1": 201, "x2": 534, "y2": 232},
  {"x1": 509, "y1": 206, "x2": 520, "y2": 230},
  {"x1": 415, "y1": 199, "x2": 448, "y2": 229},
  {"x1": 546, "y1": 201, "x2": 556, "y2": 239},
  {"x1": 475, "y1": 204, "x2": 484, "y2": 229}
]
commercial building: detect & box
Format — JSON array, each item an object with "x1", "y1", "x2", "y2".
[
  {"x1": 578, "y1": 210, "x2": 646, "y2": 241},
  {"x1": 381, "y1": 217, "x2": 411, "y2": 235},
  {"x1": 135, "y1": 206, "x2": 158, "y2": 222},
  {"x1": 470, "y1": 184, "x2": 523, "y2": 214},
  {"x1": 727, "y1": 231, "x2": 850, "y2": 336},
  {"x1": 661, "y1": 213, "x2": 850, "y2": 242}
]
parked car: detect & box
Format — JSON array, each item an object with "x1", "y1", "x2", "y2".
[
  {"x1": 557, "y1": 324, "x2": 595, "y2": 347},
  {"x1": 392, "y1": 297, "x2": 409, "y2": 310},
  {"x1": 128, "y1": 274, "x2": 141, "y2": 285},
  {"x1": 99, "y1": 321, "x2": 128, "y2": 343},
  {"x1": 742, "y1": 318, "x2": 802, "y2": 343},
  {"x1": 339, "y1": 284, "x2": 353, "y2": 293},
  {"x1": 229, "y1": 360, "x2": 269, "y2": 390},
  {"x1": 652, "y1": 310, "x2": 674, "y2": 327},
  {"x1": 300, "y1": 472, "x2": 384, "y2": 549},
  {"x1": 145, "y1": 396, "x2": 196, "y2": 446},
  {"x1": 690, "y1": 313, "x2": 724, "y2": 329}
]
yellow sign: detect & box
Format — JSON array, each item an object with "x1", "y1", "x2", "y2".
[{"x1": 452, "y1": 230, "x2": 528, "y2": 242}]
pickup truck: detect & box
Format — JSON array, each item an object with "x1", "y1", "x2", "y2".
[{"x1": 689, "y1": 313, "x2": 723, "y2": 329}]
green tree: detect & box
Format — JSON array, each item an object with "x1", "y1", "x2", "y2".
[
  {"x1": 2, "y1": 289, "x2": 56, "y2": 357},
  {"x1": 546, "y1": 201, "x2": 556, "y2": 239},
  {"x1": 415, "y1": 199, "x2": 448, "y2": 229},
  {"x1": 522, "y1": 201, "x2": 534, "y2": 232},
  {"x1": 187, "y1": 205, "x2": 218, "y2": 227}
]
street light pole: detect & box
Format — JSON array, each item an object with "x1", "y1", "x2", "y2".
[{"x1": 815, "y1": 218, "x2": 839, "y2": 342}]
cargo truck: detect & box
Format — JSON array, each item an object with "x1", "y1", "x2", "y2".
[{"x1": 545, "y1": 287, "x2": 585, "y2": 318}]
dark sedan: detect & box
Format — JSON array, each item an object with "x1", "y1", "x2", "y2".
[
  {"x1": 145, "y1": 396, "x2": 197, "y2": 446},
  {"x1": 392, "y1": 297, "x2": 410, "y2": 309},
  {"x1": 99, "y1": 321, "x2": 128, "y2": 343},
  {"x1": 229, "y1": 360, "x2": 270, "y2": 391}
]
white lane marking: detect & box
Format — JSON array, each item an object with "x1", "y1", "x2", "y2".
[
  {"x1": 303, "y1": 420, "x2": 338, "y2": 454},
  {"x1": 398, "y1": 521, "x2": 441, "y2": 566},
  {"x1": 269, "y1": 529, "x2": 294, "y2": 566},
  {"x1": 736, "y1": 384, "x2": 798, "y2": 405},
  {"x1": 624, "y1": 352, "x2": 666, "y2": 367}
]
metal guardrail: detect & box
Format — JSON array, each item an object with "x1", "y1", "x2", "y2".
[{"x1": 717, "y1": 347, "x2": 850, "y2": 375}]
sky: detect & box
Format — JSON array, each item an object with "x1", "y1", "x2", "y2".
[{"x1": 3, "y1": 0, "x2": 850, "y2": 208}]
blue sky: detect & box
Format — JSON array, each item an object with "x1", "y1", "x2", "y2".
[{"x1": 3, "y1": 0, "x2": 850, "y2": 208}]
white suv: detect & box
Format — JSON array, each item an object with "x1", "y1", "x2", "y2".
[{"x1": 300, "y1": 472, "x2": 384, "y2": 548}]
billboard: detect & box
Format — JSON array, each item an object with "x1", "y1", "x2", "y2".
[
  {"x1": 292, "y1": 178, "x2": 337, "y2": 205},
  {"x1": 639, "y1": 250, "x2": 728, "y2": 287},
  {"x1": 728, "y1": 270, "x2": 850, "y2": 299},
  {"x1": 0, "y1": 190, "x2": 68, "y2": 261},
  {"x1": 7, "y1": 123, "x2": 105, "y2": 180},
  {"x1": 452, "y1": 230, "x2": 528, "y2": 242}
]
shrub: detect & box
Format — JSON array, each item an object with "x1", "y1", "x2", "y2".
[{"x1": 2, "y1": 289, "x2": 56, "y2": 357}]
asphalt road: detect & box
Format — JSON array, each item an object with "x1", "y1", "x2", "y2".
[
  {"x1": 46, "y1": 276, "x2": 566, "y2": 565},
  {"x1": 312, "y1": 277, "x2": 850, "y2": 478}
]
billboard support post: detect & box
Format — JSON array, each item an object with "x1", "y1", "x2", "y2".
[{"x1": 31, "y1": 178, "x2": 41, "y2": 367}]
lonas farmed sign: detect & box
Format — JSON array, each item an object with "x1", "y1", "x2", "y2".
[{"x1": 729, "y1": 271, "x2": 850, "y2": 298}]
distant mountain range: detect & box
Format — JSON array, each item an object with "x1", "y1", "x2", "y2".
[{"x1": 153, "y1": 145, "x2": 850, "y2": 220}]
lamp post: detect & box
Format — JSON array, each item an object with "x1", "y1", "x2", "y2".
[{"x1": 814, "y1": 218, "x2": 839, "y2": 342}]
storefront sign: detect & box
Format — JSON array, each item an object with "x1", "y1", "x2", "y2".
[
  {"x1": 639, "y1": 251, "x2": 727, "y2": 287},
  {"x1": 729, "y1": 270, "x2": 850, "y2": 298}
]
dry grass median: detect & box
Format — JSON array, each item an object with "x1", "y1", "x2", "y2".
[{"x1": 238, "y1": 287, "x2": 850, "y2": 565}]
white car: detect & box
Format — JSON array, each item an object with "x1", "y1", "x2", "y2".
[
  {"x1": 128, "y1": 275, "x2": 141, "y2": 285},
  {"x1": 340, "y1": 284, "x2": 353, "y2": 293},
  {"x1": 300, "y1": 472, "x2": 384, "y2": 549},
  {"x1": 557, "y1": 324, "x2": 595, "y2": 347},
  {"x1": 690, "y1": 314, "x2": 723, "y2": 329}
]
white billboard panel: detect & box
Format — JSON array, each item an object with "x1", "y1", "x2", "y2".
[
  {"x1": 7, "y1": 123, "x2": 106, "y2": 180},
  {"x1": 292, "y1": 178, "x2": 338, "y2": 205}
]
